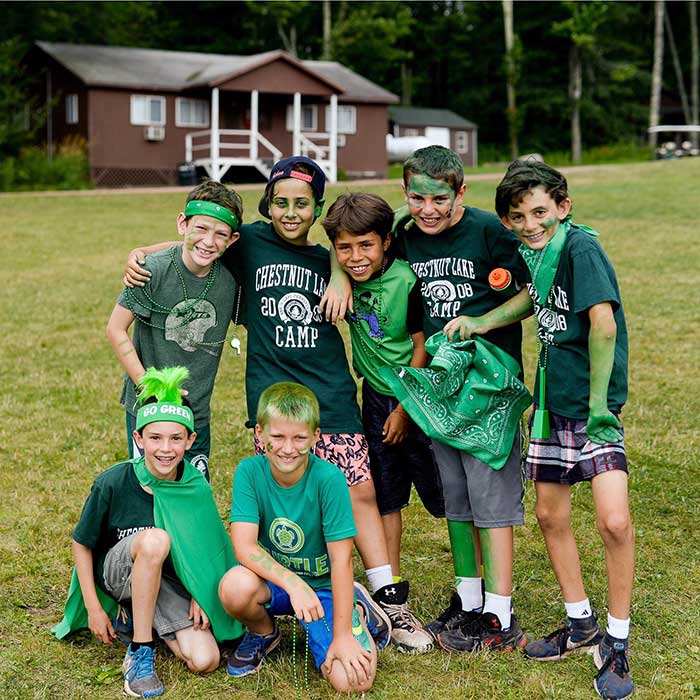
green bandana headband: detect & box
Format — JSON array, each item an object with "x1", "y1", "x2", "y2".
[
  {"x1": 135, "y1": 367, "x2": 194, "y2": 431},
  {"x1": 184, "y1": 200, "x2": 239, "y2": 231}
]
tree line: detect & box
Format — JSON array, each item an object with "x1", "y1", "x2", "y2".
[{"x1": 1, "y1": 0, "x2": 697, "y2": 161}]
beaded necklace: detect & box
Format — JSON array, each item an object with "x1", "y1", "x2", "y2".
[{"x1": 291, "y1": 616, "x2": 331, "y2": 700}]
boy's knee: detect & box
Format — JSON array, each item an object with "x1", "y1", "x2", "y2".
[
  {"x1": 218, "y1": 567, "x2": 258, "y2": 613},
  {"x1": 187, "y1": 644, "x2": 220, "y2": 674},
  {"x1": 349, "y1": 480, "x2": 378, "y2": 508},
  {"x1": 597, "y1": 510, "x2": 633, "y2": 543},
  {"x1": 535, "y1": 503, "x2": 566, "y2": 531},
  {"x1": 326, "y1": 664, "x2": 375, "y2": 694},
  {"x1": 133, "y1": 528, "x2": 170, "y2": 561}
]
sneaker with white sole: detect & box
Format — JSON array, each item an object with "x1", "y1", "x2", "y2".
[
  {"x1": 373, "y1": 581, "x2": 433, "y2": 654},
  {"x1": 525, "y1": 613, "x2": 602, "y2": 661},
  {"x1": 226, "y1": 620, "x2": 282, "y2": 678},
  {"x1": 593, "y1": 633, "x2": 634, "y2": 699},
  {"x1": 123, "y1": 645, "x2": 164, "y2": 698}
]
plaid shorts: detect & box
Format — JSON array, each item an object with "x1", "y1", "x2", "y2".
[
  {"x1": 253, "y1": 431, "x2": 371, "y2": 487},
  {"x1": 526, "y1": 411, "x2": 627, "y2": 485}
]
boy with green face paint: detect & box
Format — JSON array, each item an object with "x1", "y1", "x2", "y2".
[
  {"x1": 456, "y1": 160, "x2": 633, "y2": 699},
  {"x1": 393, "y1": 146, "x2": 528, "y2": 654}
]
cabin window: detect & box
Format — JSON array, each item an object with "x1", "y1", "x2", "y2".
[
  {"x1": 130, "y1": 95, "x2": 166, "y2": 126},
  {"x1": 324, "y1": 105, "x2": 356, "y2": 134},
  {"x1": 176, "y1": 98, "x2": 210, "y2": 128},
  {"x1": 455, "y1": 130, "x2": 469, "y2": 154},
  {"x1": 65, "y1": 94, "x2": 79, "y2": 125},
  {"x1": 286, "y1": 104, "x2": 318, "y2": 132}
]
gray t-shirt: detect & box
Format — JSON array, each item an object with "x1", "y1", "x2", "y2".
[{"x1": 118, "y1": 245, "x2": 236, "y2": 426}]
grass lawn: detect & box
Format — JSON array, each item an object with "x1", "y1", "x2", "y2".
[{"x1": 1, "y1": 158, "x2": 698, "y2": 700}]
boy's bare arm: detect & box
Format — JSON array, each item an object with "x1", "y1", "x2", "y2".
[
  {"x1": 106, "y1": 304, "x2": 146, "y2": 387},
  {"x1": 71, "y1": 539, "x2": 116, "y2": 644},
  {"x1": 587, "y1": 302, "x2": 622, "y2": 444},
  {"x1": 231, "y1": 522, "x2": 324, "y2": 622},
  {"x1": 443, "y1": 286, "x2": 534, "y2": 341},
  {"x1": 124, "y1": 241, "x2": 178, "y2": 288},
  {"x1": 321, "y1": 538, "x2": 372, "y2": 688},
  {"x1": 319, "y1": 246, "x2": 353, "y2": 323}
]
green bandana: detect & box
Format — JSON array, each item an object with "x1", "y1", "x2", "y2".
[
  {"x1": 185, "y1": 199, "x2": 239, "y2": 231},
  {"x1": 135, "y1": 402, "x2": 194, "y2": 431},
  {"x1": 380, "y1": 334, "x2": 532, "y2": 469}
]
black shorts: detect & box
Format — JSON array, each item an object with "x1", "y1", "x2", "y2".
[{"x1": 362, "y1": 380, "x2": 445, "y2": 518}]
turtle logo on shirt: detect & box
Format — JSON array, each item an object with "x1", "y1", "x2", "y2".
[{"x1": 269, "y1": 517, "x2": 305, "y2": 553}]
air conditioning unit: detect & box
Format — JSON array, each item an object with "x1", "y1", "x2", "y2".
[{"x1": 144, "y1": 125, "x2": 165, "y2": 141}]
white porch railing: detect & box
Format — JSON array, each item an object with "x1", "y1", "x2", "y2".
[
  {"x1": 185, "y1": 129, "x2": 283, "y2": 181},
  {"x1": 299, "y1": 133, "x2": 338, "y2": 182}
]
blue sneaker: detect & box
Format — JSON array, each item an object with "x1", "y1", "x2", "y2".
[
  {"x1": 123, "y1": 645, "x2": 164, "y2": 698},
  {"x1": 353, "y1": 582, "x2": 391, "y2": 651},
  {"x1": 113, "y1": 605, "x2": 134, "y2": 645},
  {"x1": 525, "y1": 613, "x2": 602, "y2": 661},
  {"x1": 226, "y1": 621, "x2": 281, "y2": 678},
  {"x1": 594, "y1": 633, "x2": 634, "y2": 699}
]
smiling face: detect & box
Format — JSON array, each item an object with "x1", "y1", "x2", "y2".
[
  {"x1": 255, "y1": 416, "x2": 320, "y2": 486},
  {"x1": 402, "y1": 173, "x2": 466, "y2": 236},
  {"x1": 500, "y1": 185, "x2": 572, "y2": 250},
  {"x1": 333, "y1": 229, "x2": 390, "y2": 282},
  {"x1": 132, "y1": 421, "x2": 196, "y2": 481},
  {"x1": 269, "y1": 178, "x2": 317, "y2": 246},
  {"x1": 177, "y1": 213, "x2": 238, "y2": 276}
]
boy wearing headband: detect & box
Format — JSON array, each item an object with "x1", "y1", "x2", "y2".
[
  {"x1": 451, "y1": 161, "x2": 633, "y2": 699},
  {"x1": 219, "y1": 382, "x2": 378, "y2": 692},
  {"x1": 107, "y1": 180, "x2": 241, "y2": 480},
  {"x1": 64, "y1": 368, "x2": 243, "y2": 698},
  {"x1": 122, "y1": 157, "x2": 412, "y2": 650}
]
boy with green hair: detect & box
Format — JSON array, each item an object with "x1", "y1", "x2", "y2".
[
  {"x1": 53, "y1": 367, "x2": 243, "y2": 698},
  {"x1": 107, "y1": 180, "x2": 242, "y2": 480},
  {"x1": 123, "y1": 156, "x2": 419, "y2": 649},
  {"x1": 452, "y1": 160, "x2": 633, "y2": 699},
  {"x1": 321, "y1": 191, "x2": 444, "y2": 653},
  {"x1": 219, "y1": 382, "x2": 380, "y2": 693}
]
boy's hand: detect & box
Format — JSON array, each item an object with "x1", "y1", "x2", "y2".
[
  {"x1": 382, "y1": 406, "x2": 409, "y2": 445},
  {"x1": 319, "y1": 275, "x2": 353, "y2": 323},
  {"x1": 586, "y1": 410, "x2": 623, "y2": 444},
  {"x1": 124, "y1": 248, "x2": 151, "y2": 288},
  {"x1": 189, "y1": 598, "x2": 210, "y2": 630},
  {"x1": 289, "y1": 583, "x2": 325, "y2": 623},
  {"x1": 443, "y1": 315, "x2": 484, "y2": 342},
  {"x1": 321, "y1": 634, "x2": 372, "y2": 689},
  {"x1": 87, "y1": 606, "x2": 117, "y2": 644}
]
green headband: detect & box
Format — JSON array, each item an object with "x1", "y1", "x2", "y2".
[
  {"x1": 185, "y1": 200, "x2": 239, "y2": 231},
  {"x1": 136, "y1": 402, "x2": 194, "y2": 432}
]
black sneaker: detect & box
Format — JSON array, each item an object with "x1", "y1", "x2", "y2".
[
  {"x1": 593, "y1": 633, "x2": 634, "y2": 699},
  {"x1": 438, "y1": 611, "x2": 526, "y2": 653},
  {"x1": 525, "y1": 613, "x2": 602, "y2": 661},
  {"x1": 226, "y1": 620, "x2": 281, "y2": 678},
  {"x1": 424, "y1": 592, "x2": 480, "y2": 641},
  {"x1": 373, "y1": 581, "x2": 433, "y2": 654}
]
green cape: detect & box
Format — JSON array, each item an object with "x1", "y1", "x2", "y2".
[{"x1": 380, "y1": 334, "x2": 532, "y2": 469}]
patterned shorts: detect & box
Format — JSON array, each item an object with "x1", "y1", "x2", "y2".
[
  {"x1": 526, "y1": 412, "x2": 627, "y2": 485},
  {"x1": 253, "y1": 431, "x2": 371, "y2": 487}
]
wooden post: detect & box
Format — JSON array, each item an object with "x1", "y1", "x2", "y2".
[
  {"x1": 211, "y1": 87, "x2": 220, "y2": 179},
  {"x1": 329, "y1": 94, "x2": 338, "y2": 182},
  {"x1": 293, "y1": 92, "x2": 301, "y2": 155},
  {"x1": 250, "y1": 89, "x2": 259, "y2": 161}
]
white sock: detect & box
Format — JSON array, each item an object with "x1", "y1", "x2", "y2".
[
  {"x1": 483, "y1": 592, "x2": 512, "y2": 630},
  {"x1": 564, "y1": 598, "x2": 592, "y2": 619},
  {"x1": 456, "y1": 577, "x2": 483, "y2": 612},
  {"x1": 606, "y1": 614, "x2": 630, "y2": 640},
  {"x1": 366, "y1": 564, "x2": 393, "y2": 594}
]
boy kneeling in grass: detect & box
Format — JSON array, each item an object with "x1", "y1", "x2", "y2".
[
  {"x1": 55, "y1": 367, "x2": 242, "y2": 698},
  {"x1": 448, "y1": 160, "x2": 634, "y2": 699},
  {"x1": 219, "y1": 382, "x2": 381, "y2": 693}
]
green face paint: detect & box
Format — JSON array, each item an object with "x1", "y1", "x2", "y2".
[
  {"x1": 407, "y1": 174, "x2": 455, "y2": 199},
  {"x1": 405, "y1": 174, "x2": 459, "y2": 236}
]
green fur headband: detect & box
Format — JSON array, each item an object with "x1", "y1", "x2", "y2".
[{"x1": 135, "y1": 367, "x2": 194, "y2": 432}]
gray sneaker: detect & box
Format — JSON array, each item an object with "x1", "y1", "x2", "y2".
[
  {"x1": 525, "y1": 613, "x2": 602, "y2": 661},
  {"x1": 123, "y1": 645, "x2": 164, "y2": 698},
  {"x1": 374, "y1": 581, "x2": 433, "y2": 654}
]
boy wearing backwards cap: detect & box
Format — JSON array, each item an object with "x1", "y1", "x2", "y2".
[
  {"x1": 123, "y1": 157, "x2": 425, "y2": 650},
  {"x1": 53, "y1": 367, "x2": 243, "y2": 698},
  {"x1": 107, "y1": 180, "x2": 241, "y2": 480}
]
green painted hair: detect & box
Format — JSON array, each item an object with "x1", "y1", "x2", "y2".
[
  {"x1": 403, "y1": 145, "x2": 465, "y2": 194},
  {"x1": 136, "y1": 366, "x2": 189, "y2": 406},
  {"x1": 256, "y1": 382, "x2": 320, "y2": 432}
]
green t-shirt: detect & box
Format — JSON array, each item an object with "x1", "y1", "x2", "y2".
[
  {"x1": 395, "y1": 207, "x2": 525, "y2": 369},
  {"x1": 222, "y1": 221, "x2": 362, "y2": 433},
  {"x1": 349, "y1": 258, "x2": 419, "y2": 396},
  {"x1": 72, "y1": 461, "x2": 179, "y2": 593},
  {"x1": 528, "y1": 226, "x2": 629, "y2": 418},
  {"x1": 230, "y1": 454, "x2": 356, "y2": 590},
  {"x1": 118, "y1": 245, "x2": 236, "y2": 427}
]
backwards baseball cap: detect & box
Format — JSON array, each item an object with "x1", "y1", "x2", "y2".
[
  {"x1": 258, "y1": 155, "x2": 326, "y2": 218},
  {"x1": 135, "y1": 366, "x2": 194, "y2": 432}
]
